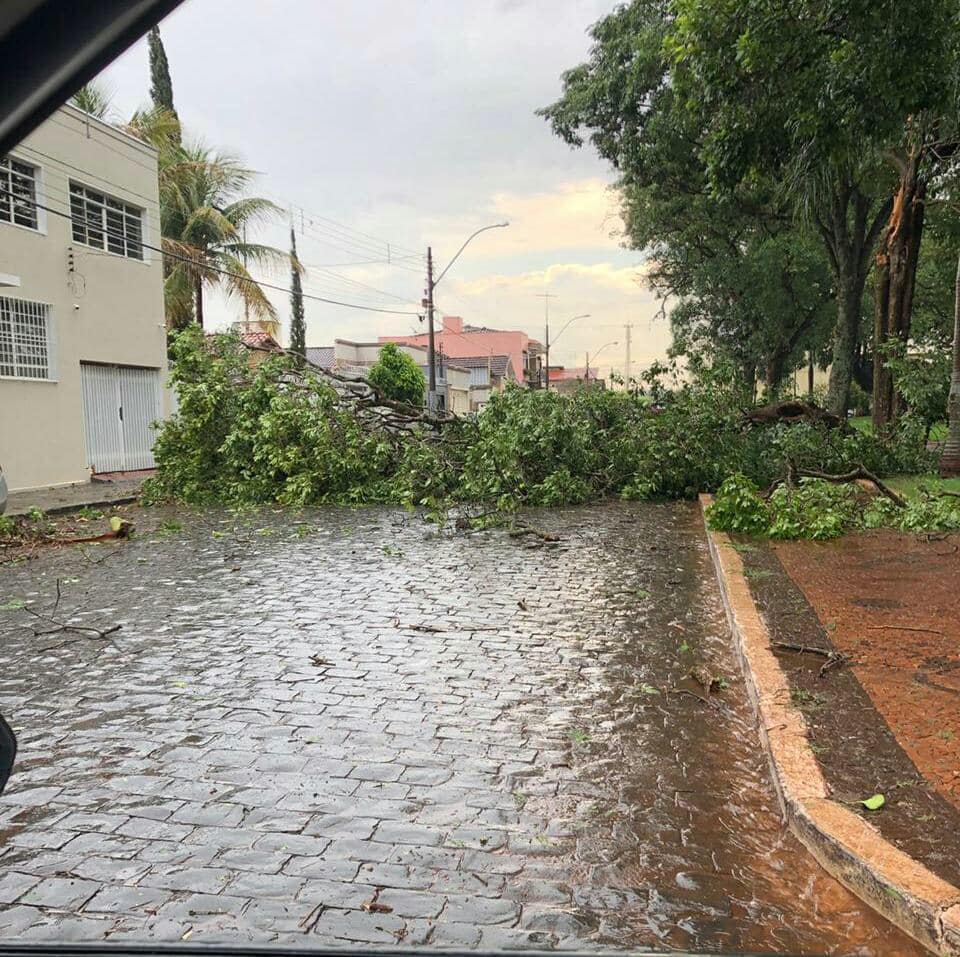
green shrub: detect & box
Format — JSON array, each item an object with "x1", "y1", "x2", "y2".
[
  {"x1": 705, "y1": 475, "x2": 769, "y2": 534},
  {"x1": 767, "y1": 479, "x2": 857, "y2": 540}
]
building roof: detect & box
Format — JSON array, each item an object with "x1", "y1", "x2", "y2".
[
  {"x1": 454, "y1": 355, "x2": 512, "y2": 377},
  {"x1": 549, "y1": 366, "x2": 596, "y2": 381},
  {"x1": 306, "y1": 346, "x2": 335, "y2": 368},
  {"x1": 239, "y1": 331, "x2": 281, "y2": 351}
]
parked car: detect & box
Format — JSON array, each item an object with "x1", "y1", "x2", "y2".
[{"x1": 0, "y1": 463, "x2": 7, "y2": 514}]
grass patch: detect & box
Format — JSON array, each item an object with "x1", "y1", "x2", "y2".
[
  {"x1": 850, "y1": 416, "x2": 947, "y2": 442},
  {"x1": 884, "y1": 474, "x2": 960, "y2": 498}
]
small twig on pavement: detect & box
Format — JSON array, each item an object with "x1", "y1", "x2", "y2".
[
  {"x1": 668, "y1": 688, "x2": 726, "y2": 711},
  {"x1": 19, "y1": 580, "x2": 122, "y2": 643}
]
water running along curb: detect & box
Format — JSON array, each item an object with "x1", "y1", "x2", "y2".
[{"x1": 699, "y1": 494, "x2": 960, "y2": 957}]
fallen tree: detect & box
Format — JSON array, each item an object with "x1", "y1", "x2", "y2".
[{"x1": 143, "y1": 328, "x2": 933, "y2": 519}]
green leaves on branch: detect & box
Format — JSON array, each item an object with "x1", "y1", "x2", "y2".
[{"x1": 146, "y1": 330, "x2": 935, "y2": 517}]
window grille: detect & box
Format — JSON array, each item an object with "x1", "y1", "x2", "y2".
[
  {"x1": 70, "y1": 182, "x2": 143, "y2": 260},
  {"x1": 0, "y1": 298, "x2": 52, "y2": 379},
  {"x1": 0, "y1": 157, "x2": 38, "y2": 229}
]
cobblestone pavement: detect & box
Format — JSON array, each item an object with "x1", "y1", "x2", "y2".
[{"x1": 0, "y1": 503, "x2": 919, "y2": 953}]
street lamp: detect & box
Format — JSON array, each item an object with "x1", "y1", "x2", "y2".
[
  {"x1": 425, "y1": 222, "x2": 509, "y2": 411},
  {"x1": 544, "y1": 313, "x2": 590, "y2": 391},
  {"x1": 585, "y1": 340, "x2": 618, "y2": 380}
]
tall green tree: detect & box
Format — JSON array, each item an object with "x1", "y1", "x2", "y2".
[
  {"x1": 148, "y1": 26, "x2": 180, "y2": 132},
  {"x1": 539, "y1": 0, "x2": 832, "y2": 399},
  {"x1": 669, "y1": 0, "x2": 960, "y2": 417},
  {"x1": 289, "y1": 227, "x2": 306, "y2": 359}
]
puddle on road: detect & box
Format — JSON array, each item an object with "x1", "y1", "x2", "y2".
[{"x1": 513, "y1": 502, "x2": 923, "y2": 955}]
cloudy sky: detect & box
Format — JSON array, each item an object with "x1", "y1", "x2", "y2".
[{"x1": 97, "y1": 0, "x2": 671, "y2": 379}]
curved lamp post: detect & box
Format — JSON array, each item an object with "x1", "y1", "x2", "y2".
[
  {"x1": 545, "y1": 313, "x2": 590, "y2": 390},
  {"x1": 585, "y1": 340, "x2": 618, "y2": 380},
  {"x1": 426, "y1": 222, "x2": 509, "y2": 410}
]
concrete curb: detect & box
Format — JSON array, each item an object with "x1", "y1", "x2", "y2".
[{"x1": 699, "y1": 494, "x2": 960, "y2": 956}]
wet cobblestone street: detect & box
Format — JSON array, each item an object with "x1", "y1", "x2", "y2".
[{"x1": 0, "y1": 503, "x2": 921, "y2": 953}]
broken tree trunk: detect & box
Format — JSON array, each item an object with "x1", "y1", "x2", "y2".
[{"x1": 873, "y1": 149, "x2": 926, "y2": 432}]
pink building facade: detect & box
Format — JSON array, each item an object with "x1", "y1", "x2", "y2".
[{"x1": 380, "y1": 316, "x2": 542, "y2": 387}]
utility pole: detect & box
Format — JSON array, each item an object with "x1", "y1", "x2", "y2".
[
  {"x1": 426, "y1": 246, "x2": 437, "y2": 409},
  {"x1": 624, "y1": 323, "x2": 632, "y2": 390},
  {"x1": 585, "y1": 350, "x2": 590, "y2": 379},
  {"x1": 537, "y1": 292, "x2": 557, "y2": 389}
]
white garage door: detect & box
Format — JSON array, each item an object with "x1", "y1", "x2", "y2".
[{"x1": 80, "y1": 363, "x2": 162, "y2": 473}]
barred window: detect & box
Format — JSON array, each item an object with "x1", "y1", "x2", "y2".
[
  {"x1": 69, "y1": 182, "x2": 143, "y2": 260},
  {"x1": 0, "y1": 157, "x2": 38, "y2": 230},
  {"x1": 0, "y1": 298, "x2": 52, "y2": 380}
]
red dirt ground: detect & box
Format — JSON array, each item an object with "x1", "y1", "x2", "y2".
[{"x1": 775, "y1": 531, "x2": 960, "y2": 811}]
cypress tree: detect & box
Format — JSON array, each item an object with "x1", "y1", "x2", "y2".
[
  {"x1": 148, "y1": 26, "x2": 179, "y2": 123},
  {"x1": 289, "y1": 228, "x2": 306, "y2": 360}
]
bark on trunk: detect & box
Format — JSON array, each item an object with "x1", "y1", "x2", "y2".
[
  {"x1": 872, "y1": 150, "x2": 926, "y2": 432},
  {"x1": 764, "y1": 350, "x2": 788, "y2": 399},
  {"x1": 807, "y1": 353, "x2": 815, "y2": 396},
  {"x1": 194, "y1": 274, "x2": 204, "y2": 329},
  {"x1": 826, "y1": 278, "x2": 865, "y2": 416},
  {"x1": 819, "y1": 186, "x2": 891, "y2": 418},
  {"x1": 939, "y1": 252, "x2": 960, "y2": 477}
]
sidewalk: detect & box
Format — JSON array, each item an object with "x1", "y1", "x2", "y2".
[
  {"x1": 701, "y1": 496, "x2": 960, "y2": 956},
  {"x1": 5, "y1": 472, "x2": 148, "y2": 517}
]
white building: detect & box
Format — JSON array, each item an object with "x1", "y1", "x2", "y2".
[
  {"x1": 0, "y1": 104, "x2": 169, "y2": 492},
  {"x1": 307, "y1": 339, "x2": 471, "y2": 415}
]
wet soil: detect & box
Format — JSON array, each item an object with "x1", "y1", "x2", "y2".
[
  {"x1": 0, "y1": 503, "x2": 923, "y2": 953},
  {"x1": 738, "y1": 534, "x2": 960, "y2": 890}
]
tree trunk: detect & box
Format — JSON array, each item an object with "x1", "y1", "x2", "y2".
[
  {"x1": 194, "y1": 274, "x2": 204, "y2": 329},
  {"x1": 764, "y1": 349, "x2": 788, "y2": 399},
  {"x1": 825, "y1": 277, "x2": 864, "y2": 416},
  {"x1": 818, "y1": 187, "x2": 891, "y2": 418},
  {"x1": 807, "y1": 352, "x2": 814, "y2": 396},
  {"x1": 872, "y1": 151, "x2": 925, "y2": 432},
  {"x1": 939, "y1": 252, "x2": 960, "y2": 477}
]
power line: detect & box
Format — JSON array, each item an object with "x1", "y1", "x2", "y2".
[
  {"x1": 265, "y1": 189, "x2": 423, "y2": 261},
  {"x1": 0, "y1": 186, "x2": 422, "y2": 317}
]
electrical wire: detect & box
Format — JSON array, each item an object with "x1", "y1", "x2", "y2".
[{"x1": 0, "y1": 186, "x2": 423, "y2": 317}]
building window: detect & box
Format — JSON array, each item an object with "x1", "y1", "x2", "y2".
[
  {"x1": 0, "y1": 297, "x2": 53, "y2": 379},
  {"x1": 69, "y1": 182, "x2": 143, "y2": 260},
  {"x1": 0, "y1": 157, "x2": 38, "y2": 230}
]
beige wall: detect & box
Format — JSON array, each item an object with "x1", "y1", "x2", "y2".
[{"x1": 0, "y1": 105, "x2": 168, "y2": 491}]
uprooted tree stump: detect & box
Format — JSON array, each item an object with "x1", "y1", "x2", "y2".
[{"x1": 744, "y1": 401, "x2": 846, "y2": 430}]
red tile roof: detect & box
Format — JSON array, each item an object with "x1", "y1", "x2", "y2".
[{"x1": 239, "y1": 331, "x2": 281, "y2": 350}]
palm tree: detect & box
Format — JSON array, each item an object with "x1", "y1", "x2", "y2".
[
  {"x1": 65, "y1": 87, "x2": 293, "y2": 328},
  {"x1": 70, "y1": 82, "x2": 113, "y2": 119},
  {"x1": 158, "y1": 143, "x2": 290, "y2": 328}
]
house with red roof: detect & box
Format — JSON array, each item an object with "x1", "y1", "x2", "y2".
[{"x1": 379, "y1": 315, "x2": 543, "y2": 388}]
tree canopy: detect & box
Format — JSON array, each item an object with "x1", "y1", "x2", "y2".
[{"x1": 367, "y1": 343, "x2": 425, "y2": 408}]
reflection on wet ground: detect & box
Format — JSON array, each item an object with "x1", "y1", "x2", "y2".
[{"x1": 0, "y1": 502, "x2": 922, "y2": 952}]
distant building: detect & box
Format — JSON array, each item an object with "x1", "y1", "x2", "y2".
[
  {"x1": 548, "y1": 366, "x2": 605, "y2": 394},
  {"x1": 0, "y1": 104, "x2": 170, "y2": 492},
  {"x1": 380, "y1": 315, "x2": 542, "y2": 388},
  {"x1": 451, "y1": 355, "x2": 516, "y2": 410},
  {"x1": 307, "y1": 339, "x2": 471, "y2": 415}
]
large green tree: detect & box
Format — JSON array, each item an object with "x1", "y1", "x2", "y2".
[
  {"x1": 289, "y1": 227, "x2": 306, "y2": 359},
  {"x1": 539, "y1": 0, "x2": 832, "y2": 398},
  {"x1": 669, "y1": 0, "x2": 960, "y2": 418}
]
